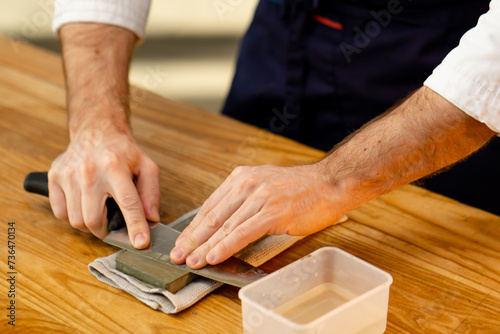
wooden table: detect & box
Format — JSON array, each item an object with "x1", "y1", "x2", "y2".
[{"x1": 1, "y1": 36, "x2": 499, "y2": 333}]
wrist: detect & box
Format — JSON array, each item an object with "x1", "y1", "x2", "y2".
[
  {"x1": 314, "y1": 149, "x2": 380, "y2": 215},
  {"x1": 68, "y1": 110, "x2": 132, "y2": 143},
  {"x1": 310, "y1": 160, "x2": 354, "y2": 214}
]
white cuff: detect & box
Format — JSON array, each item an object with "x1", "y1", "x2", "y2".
[
  {"x1": 53, "y1": 0, "x2": 151, "y2": 39},
  {"x1": 425, "y1": 65, "x2": 500, "y2": 134}
]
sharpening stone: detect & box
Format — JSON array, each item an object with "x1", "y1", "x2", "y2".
[
  {"x1": 115, "y1": 251, "x2": 197, "y2": 293},
  {"x1": 115, "y1": 211, "x2": 197, "y2": 292}
]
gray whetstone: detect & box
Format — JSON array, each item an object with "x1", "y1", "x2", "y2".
[
  {"x1": 115, "y1": 212, "x2": 197, "y2": 292},
  {"x1": 115, "y1": 251, "x2": 197, "y2": 293}
]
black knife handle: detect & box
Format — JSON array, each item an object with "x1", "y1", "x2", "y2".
[
  {"x1": 23, "y1": 172, "x2": 126, "y2": 231},
  {"x1": 23, "y1": 171, "x2": 49, "y2": 197}
]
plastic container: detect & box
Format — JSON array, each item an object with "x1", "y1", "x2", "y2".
[{"x1": 239, "y1": 247, "x2": 393, "y2": 334}]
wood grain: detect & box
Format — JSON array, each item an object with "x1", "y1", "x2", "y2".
[{"x1": 0, "y1": 35, "x2": 499, "y2": 333}]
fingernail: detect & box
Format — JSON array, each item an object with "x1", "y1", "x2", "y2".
[
  {"x1": 134, "y1": 233, "x2": 148, "y2": 248},
  {"x1": 171, "y1": 247, "x2": 184, "y2": 260},
  {"x1": 207, "y1": 251, "x2": 216, "y2": 264},
  {"x1": 151, "y1": 205, "x2": 160, "y2": 222},
  {"x1": 187, "y1": 253, "x2": 200, "y2": 266}
]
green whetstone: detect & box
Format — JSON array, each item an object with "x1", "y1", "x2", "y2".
[
  {"x1": 115, "y1": 211, "x2": 197, "y2": 292},
  {"x1": 116, "y1": 251, "x2": 197, "y2": 293}
]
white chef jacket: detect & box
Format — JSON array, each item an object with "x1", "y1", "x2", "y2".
[{"x1": 53, "y1": 0, "x2": 500, "y2": 134}]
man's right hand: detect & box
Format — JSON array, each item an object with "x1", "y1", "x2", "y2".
[{"x1": 51, "y1": 23, "x2": 160, "y2": 248}]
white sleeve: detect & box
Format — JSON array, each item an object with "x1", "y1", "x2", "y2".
[
  {"x1": 53, "y1": 0, "x2": 151, "y2": 39},
  {"x1": 424, "y1": 0, "x2": 500, "y2": 134}
]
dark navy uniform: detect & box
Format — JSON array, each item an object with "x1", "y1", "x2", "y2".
[{"x1": 222, "y1": 0, "x2": 500, "y2": 215}]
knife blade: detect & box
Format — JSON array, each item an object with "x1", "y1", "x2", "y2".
[
  {"x1": 104, "y1": 223, "x2": 267, "y2": 287},
  {"x1": 23, "y1": 172, "x2": 267, "y2": 287}
]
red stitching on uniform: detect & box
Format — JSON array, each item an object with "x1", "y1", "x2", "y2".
[{"x1": 312, "y1": 14, "x2": 343, "y2": 30}]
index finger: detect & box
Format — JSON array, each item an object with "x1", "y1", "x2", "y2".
[
  {"x1": 176, "y1": 177, "x2": 234, "y2": 244},
  {"x1": 170, "y1": 181, "x2": 244, "y2": 264},
  {"x1": 110, "y1": 173, "x2": 150, "y2": 249}
]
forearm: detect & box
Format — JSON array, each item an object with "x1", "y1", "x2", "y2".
[
  {"x1": 318, "y1": 86, "x2": 495, "y2": 211},
  {"x1": 59, "y1": 23, "x2": 136, "y2": 138}
]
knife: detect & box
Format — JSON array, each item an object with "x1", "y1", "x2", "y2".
[{"x1": 23, "y1": 172, "x2": 267, "y2": 287}]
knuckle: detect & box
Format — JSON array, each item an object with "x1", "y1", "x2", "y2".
[
  {"x1": 149, "y1": 190, "x2": 161, "y2": 205},
  {"x1": 257, "y1": 184, "x2": 274, "y2": 199},
  {"x1": 220, "y1": 219, "x2": 235, "y2": 236},
  {"x1": 47, "y1": 170, "x2": 62, "y2": 192},
  {"x1": 199, "y1": 242, "x2": 212, "y2": 256},
  {"x1": 60, "y1": 167, "x2": 75, "y2": 185},
  {"x1": 47, "y1": 168, "x2": 59, "y2": 184},
  {"x1": 238, "y1": 174, "x2": 259, "y2": 190},
  {"x1": 181, "y1": 224, "x2": 195, "y2": 236},
  {"x1": 68, "y1": 216, "x2": 84, "y2": 230},
  {"x1": 119, "y1": 193, "x2": 141, "y2": 210},
  {"x1": 232, "y1": 224, "x2": 251, "y2": 243},
  {"x1": 185, "y1": 233, "x2": 200, "y2": 250},
  {"x1": 147, "y1": 160, "x2": 160, "y2": 176},
  {"x1": 83, "y1": 213, "x2": 101, "y2": 230},
  {"x1": 217, "y1": 239, "x2": 230, "y2": 255},
  {"x1": 79, "y1": 160, "x2": 96, "y2": 179},
  {"x1": 204, "y1": 210, "x2": 219, "y2": 229},
  {"x1": 232, "y1": 165, "x2": 249, "y2": 177},
  {"x1": 122, "y1": 215, "x2": 146, "y2": 235},
  {"x1": 52, "y1": 206, "x2": 68, "y2": 222},
  {"x1": 101, "y1": 151, "x2": 121, "y2": 170},
  {"x1": 198, "y1": 199, "x2": 213, "y2": 217},
  {"x1": 231, "y1": 166, "x2": 243, "y2": 176},
  {"x1": 79, "y1": 162, "x2": 97, "y2": 190}
]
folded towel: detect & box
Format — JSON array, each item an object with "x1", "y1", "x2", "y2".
[{"x1": 89, "y1": 250, "x2": 223, "y2": 314}]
